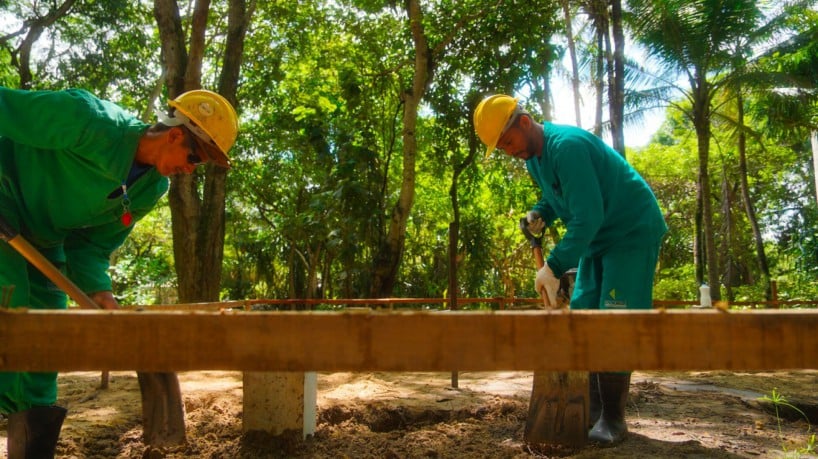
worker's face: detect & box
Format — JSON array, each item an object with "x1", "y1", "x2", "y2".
[
  {"x1": 496, "y1": 115, "x2": 537, "y2": 160},
  {"x1": 156, "y1": 128, "x2": 206, "y2": 176}
]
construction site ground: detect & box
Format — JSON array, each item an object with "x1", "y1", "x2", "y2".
[{"x1": 1, "y1": 370, "x2": 817, "y2": 458}]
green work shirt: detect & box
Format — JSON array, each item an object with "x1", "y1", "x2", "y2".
[
  {"x1": 0, "y1": 87, "x2": 169, "y2": 295},
  {"x1": 527, "y1": 122, "x2": 667, "y2": 277}
]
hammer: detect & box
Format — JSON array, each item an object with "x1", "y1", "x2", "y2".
[{"x1": 519, "y1": 217, "x2": 576, "y2": 309}]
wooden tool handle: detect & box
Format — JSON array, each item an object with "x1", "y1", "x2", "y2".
[
  {"x1": 532, "y1": 246, "x2": 552, "y2": 308},
  {"x1": 0, "y1": 215, "x2": 99, "y2": 310}
]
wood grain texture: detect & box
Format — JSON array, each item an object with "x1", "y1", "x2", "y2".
[
  {"x1": 1, "y1": 308, "x2": 816, "y2": 372},
  {"x1": 524, "y1": 371, "x2": 588, "y2": 447}
]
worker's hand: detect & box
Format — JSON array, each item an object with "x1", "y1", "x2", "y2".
[
  {"x1": 89, "y1": 291, "x2": 119, "y2": 310},
  {"x1": 535, "y1": 264, "x2": 560, "y2": 309},
  {"x1": 526, "y1": 211, "x2": 545, "y2": 235}
]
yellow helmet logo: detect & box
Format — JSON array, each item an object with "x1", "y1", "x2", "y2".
[
  {"x1": 473, "y1": 94, "x2": 518, "y2": 159},
  {"x1": 168, "y1": 89, "x2": 239, "y2": 168}
]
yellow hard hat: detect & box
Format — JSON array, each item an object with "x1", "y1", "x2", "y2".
[
  {"x1": 473, "y1": 94, "x2": 518, "y2": 159},
  {"x1": 168, "y1": 89, "x2": 238, "y2": 168}
]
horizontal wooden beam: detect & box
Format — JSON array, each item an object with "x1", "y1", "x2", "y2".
[{"x1": 1, "y1": 308, "x2": 816, "y2": 372}]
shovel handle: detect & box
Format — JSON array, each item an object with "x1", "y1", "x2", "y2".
[{"x1": 0, "y1": 215, "x2": 99, "y2": 310}]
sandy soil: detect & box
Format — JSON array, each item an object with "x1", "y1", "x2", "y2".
[{"x1": 1, "y1": 370, "x2": 816, "y2": 458}]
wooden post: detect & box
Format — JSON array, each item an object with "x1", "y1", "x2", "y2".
[
  {"x1": 525, "y1": 371, "x2": 588, "y2": 447},
  {"x1": 243, "y1": 372, "x2": 316, "y2": 438},
  {"x1": 448, "y1": 222, "x2": 459, "y2": 389}
]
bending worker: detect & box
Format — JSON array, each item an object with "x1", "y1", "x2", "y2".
[
  {"x1": 473, "y1": 94, "x2": 666, "y2": 446},
  {"x1": 0, "y1": 86, "x2": 238, "y2": 457}
]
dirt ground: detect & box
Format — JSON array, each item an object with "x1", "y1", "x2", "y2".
[{"x1": 0, "y1": 370, "x2": 816, "y2": 458}]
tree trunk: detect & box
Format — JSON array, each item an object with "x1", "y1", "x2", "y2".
[
  {"x1": 736, "y1": 90, "x2": 771, "y2": 300},
  {"x1": 720, "y1": 166, "x2": 733, "y2": 301},
  {"x1": 694, "y1": 195, "x2": 703, "y2": 286},
  {"x1": 149, "y1": 0, "x2": 252, "y2": 446},
  {"x1": 561, "y1": 0, "x2": 582, "y2": 127},
  {"x1": 603, "y1": 4, "x2": 615, "y2": 139},
  {"x1": 812, "y1": 131, "x2": 818, "y2": 208},
  {"x1": 448, "y1": 121, "x2": 480, "y2": 307},
  {"x1": 370, "y1": 0, "x2": 430, "y2": 298},
  {"x1": 610, "y1": 0, "x2": 626, "y2": 156},
  {"x1": 593, "y1": 15, "x2": 604, "y2": 137},
  {"x1": 692, "y1": 74, "x2": 720, "y2": 300},
  {"x1": 532, "y1": 64, "x2": 554, "y2": 121}
]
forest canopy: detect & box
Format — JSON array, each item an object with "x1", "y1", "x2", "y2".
[{"x1": 1, "y1": 0, "x2": 817, "y2": 307}]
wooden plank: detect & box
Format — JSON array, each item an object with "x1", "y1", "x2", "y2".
[{"x1": 1, "y1": 309, "x2": 818, "y2": 372}]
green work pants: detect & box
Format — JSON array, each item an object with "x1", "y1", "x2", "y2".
[
  {"x1": 0, "y1": 238, "x2": 67, "y2": 414},
  {"x1": 570, "y1": 242, "x2": 660, "y2": 311}
]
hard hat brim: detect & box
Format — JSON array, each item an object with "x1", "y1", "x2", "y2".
[
  {"x1": 483, "y1": 145, "x2": 495, "y2": 160},
  {"x1": 192, "y1": 133, "x2": 231, "y2": 169}
]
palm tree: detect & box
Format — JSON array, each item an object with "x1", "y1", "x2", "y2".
[
  {"x1": 624, "y1": 0, "x2": 809, "y2": 301},
  {"x1": 582, "y1": 0, "x2": 627, "y2": 156},
  {"x1": 711, "y1": 3, "x2": 817, "y2": 301},
  {"x1": 751, "y1": 15, "x2": 818, "y2": 206}
]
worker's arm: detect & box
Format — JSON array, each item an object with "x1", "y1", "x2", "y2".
[
  {"x1": 63, "y1": 220, "x2": 135, "y2": 295},
  {"x1": 543, "y1": 138, "x2": 604, "y2": 276}
]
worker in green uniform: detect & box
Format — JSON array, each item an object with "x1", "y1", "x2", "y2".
[
  {"x1": 0, "y1": 86, "x2": 238, "y2": 457},
  {"x1": 473, "y1": 94, "x2": 666, "y2": 446}
]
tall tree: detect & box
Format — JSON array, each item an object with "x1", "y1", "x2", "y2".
[
  {"x1": 561, "y1": 0, "x2": 583, "y2": 127},
  {"x1": 154, "y1": 0, "x2": 252, "y2": 302},
  {"x1": 610, "y1": 0, "x2": 626, "y2": 154},
  {"x1": 627, "y1": 0, "x2": 767, "y2": 300},
  {"x1": 575, "y1": 0, "x2": 626, "y2": 152},
  {"x1": 369, "y1": 0, "x2": 430, "y2": 297},
  {"x1": 151, "y1": 0, "x2": 252, "y2": 446},
  {"x1": 369, "y1": 0, "x2": 507, "y2": 298}
]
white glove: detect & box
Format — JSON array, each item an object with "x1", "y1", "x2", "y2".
[
  {"x1": 535, "y1": 264, "x2": 560, "y2": 309},
  {"x1": 526, "y1": 211, "x2": 545, "y2": 235}
]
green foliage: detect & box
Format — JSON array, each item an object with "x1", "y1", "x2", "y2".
[
  {"x1": 654, "y1": 265, "x2": 698, "y2": 301},
  {"x1": 0, "y1": 1, "x2": 158, "y2": 98},
  {"x1": 110, "y1": 202, "x2": 176, "y2": 306},
  {"x1": 0, "y1": 48, "x2": 16, "y2": 87},
  {"x1": 4, "y1": 0, "x2": 818, "y2": 306}
]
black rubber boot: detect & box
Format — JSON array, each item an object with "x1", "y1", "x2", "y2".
[
  {"x1": 6, "y1": 405, "x2": 67, "y2": 459},
  {"x1": 589, "y1": 372, "x2": 630, "y2": 446},
  {"x1": 588, "y1": 372, "x2": 601, "y2": 429}
]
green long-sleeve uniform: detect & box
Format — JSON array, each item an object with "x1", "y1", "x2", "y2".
[
  {"x1": 0, "y1": 87, "x2": 169, "y2": 413},
  {"x1": 527, "y1": 122, "x2": 666, "y2": 309}
]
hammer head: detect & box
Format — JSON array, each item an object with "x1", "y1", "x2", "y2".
[
  {"x1": 519, "y1": 217, "x2": 543, "y2": 248},
  {"x1": 556, "y1": 268, "x2": 578, "y2": 308}
]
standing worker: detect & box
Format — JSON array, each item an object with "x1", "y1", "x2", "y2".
[
  {"x1": 0, "y1": 86, "x2": 238, "y2": 457},
  {"x1": 473, "y1": 94, "x2": 666, "y2": 446}
]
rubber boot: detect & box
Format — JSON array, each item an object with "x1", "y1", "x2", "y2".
[
  {"x1": 588, "y1": 372, "x2": 630, "y2": 446},
  {"x1": 588, "y1": 372, "x2": 602, "y2": 429},
  {"x1": 6, "y1": 406, "x2": 67, "y2": 459}
]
